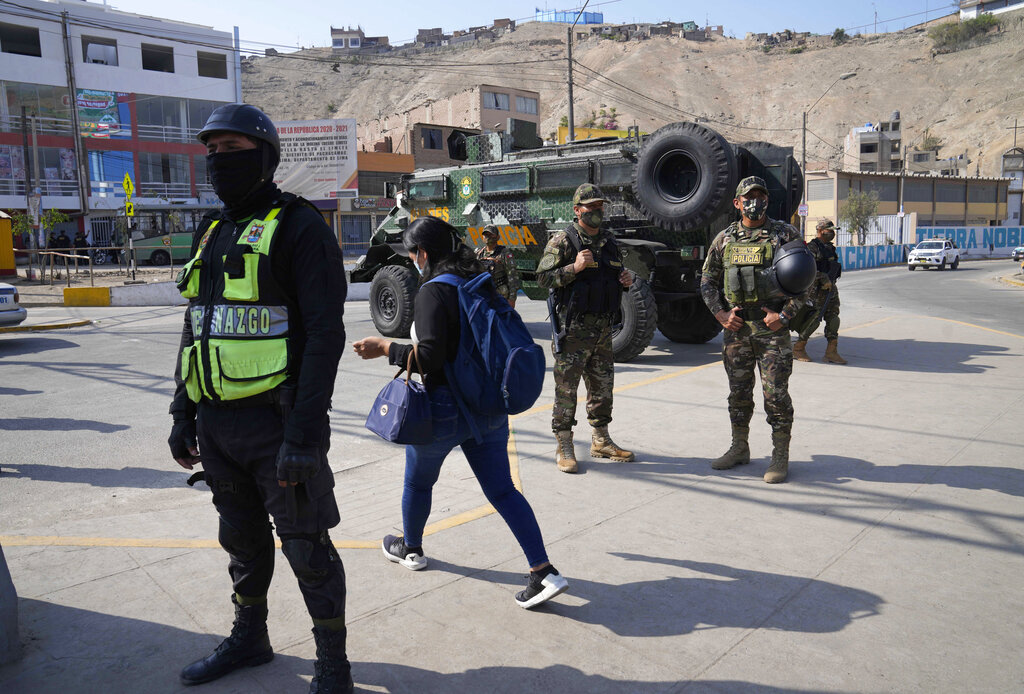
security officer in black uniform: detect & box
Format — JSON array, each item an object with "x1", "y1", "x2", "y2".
[{"x1": 167, "y1": 104, "x2": 351, "y2": 693}]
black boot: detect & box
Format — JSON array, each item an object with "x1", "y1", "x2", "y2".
[
  {"x1": 309, "y1": 626, "x2": 353, "y2": 694},
  {"x1": 180, "y1": 595, "x2": 273, "y2": 686}
]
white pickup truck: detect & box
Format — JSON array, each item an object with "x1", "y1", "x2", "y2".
[{"x1": 908, "y1": 239, "x2": 961, "y2": 271}]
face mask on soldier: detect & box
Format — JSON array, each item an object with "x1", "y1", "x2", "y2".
[
  {"x1": 821, "y1": 230, "x2": 835, "y2": 242},
  {"x1": 580, "y1": 208, "x2": 604, "y2": 229},
  {"x1": 741, "y1": 198, "x2": 768, "y2": 221}
]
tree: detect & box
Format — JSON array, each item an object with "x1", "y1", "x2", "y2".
[
  {"x1": 921, "y1": 127, "x2": 942, "y2": 152},
  {"x1": 831, "y1": 28, "x2": 848, "y2": 44},
  {"x1": 839, "y1": 190, "x2": 878, "y2": 246}
]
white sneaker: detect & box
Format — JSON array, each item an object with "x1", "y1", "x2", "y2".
[
  {"x1": 381, "y1": 534, "x2": 427, "y2": 571},
  {"x1": 515, "y1": 568, "x2": 569, "y2": 609}
]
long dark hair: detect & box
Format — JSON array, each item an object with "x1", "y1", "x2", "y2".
[{"x1": 403, "y1": 216, "x2": 483, "y2": 281}]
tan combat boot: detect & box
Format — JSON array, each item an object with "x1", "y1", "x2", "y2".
[
  {"x1": 711, "y1": 426, "x2": 750, "y2": 470},
  {"x1": 793, "y1": 340, "x2": 812, "y2": 362},
  {"x1": 555, "y1": 431, "x2": 578, "y2": 473},
  {"x1": 591, "y1": 426, "x2": 635, "y2": 461},
  {"x1": 823, "y1": 339, "x2": 847, "y2": 364},
  {"x1": 764, "y1": 431, "x2": 790, "y2": 483}
]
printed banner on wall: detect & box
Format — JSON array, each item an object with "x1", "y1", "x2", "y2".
[
  {"x1": 76, "y1": 89, "x2": 131, "y2": 139},
  {"x1": 274, "y1": 119, "x2": 358, "y2": 201},
  {"x1": 916, "y1": 227, "x2": 1023, "y2": 254}
]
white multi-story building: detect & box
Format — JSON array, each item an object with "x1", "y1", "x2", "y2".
[{"x1": 0, "y1": 0, "x2": 239, "y2": 244}]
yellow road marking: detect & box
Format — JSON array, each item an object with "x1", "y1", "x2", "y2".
[
  {"x1": 927, "y1": 316, "x2": 1024, "y2": 340},
  {"x1": 0, "y1": 319, "x2": 92, "y2": 334}
]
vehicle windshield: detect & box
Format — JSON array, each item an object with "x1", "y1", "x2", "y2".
[{"x1": 916, "y1": 241, "x2": 943, "y2": 250}]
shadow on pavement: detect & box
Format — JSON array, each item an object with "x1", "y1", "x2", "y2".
[
  {"x1": 0, "y1": 387, "x2": 43, "y2": 396},
  {"x1": 2, "y1": 464, "x2": 184, "y2": 489},
  {"x1": 800, "y1": 454, "x2": 1024, "y2": 498},
  {"x1": 0, "y1": 417, "x2": 129, "y2": 433},
  {"x1": 354, "y1": 662, "x2": 846, "y2": 694},
  {"x1": 0, "y1": 598, "x2": 312, "y2": 694},
  {"x1": 432, "y1": 556, "x2": 881, "y2": 639},
  {"x1": 815, "y1": 336, "x2": 1009, "y2": 374},
  {"x1": 0, "y1": 337, "x2": 79, "y2": 357}
]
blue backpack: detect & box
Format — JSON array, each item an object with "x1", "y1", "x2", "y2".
[{"x1": 428, "y1": 272, "x2": 545, "y2": 419}]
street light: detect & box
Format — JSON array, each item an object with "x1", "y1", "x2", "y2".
[{"x1": 801, "y1": 71, "x2": 856, "y2": 233}]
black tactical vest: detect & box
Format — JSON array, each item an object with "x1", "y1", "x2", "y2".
[{"x1": 556, "y1": 224, "x2": 623, "y2": 317}]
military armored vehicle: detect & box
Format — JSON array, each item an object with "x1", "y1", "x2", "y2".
[{"x1": 350, "y1": 121, "x2": 803, "y2": 361}]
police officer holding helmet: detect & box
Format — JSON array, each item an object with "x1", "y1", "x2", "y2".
[
  {"x1": 700, "y1": 176, "x2": 814, "y2": 484},
  {"x1": 167, "y1": 104, "x2": 351, "y2": 692},
  {"x1": 793, "y1": 219, "x2": 847, "y2": 364}
]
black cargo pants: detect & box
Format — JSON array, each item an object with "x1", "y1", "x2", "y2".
[{"x1": 195, "y1": 401, "x2": 345, "y2": 622}]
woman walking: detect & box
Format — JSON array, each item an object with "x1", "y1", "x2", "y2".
[{"x1": 353, "y1": 217, "x2": 568, "y2": 609}]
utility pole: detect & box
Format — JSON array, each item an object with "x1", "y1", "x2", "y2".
[
  {"x1": 61, "y1": 11, "x2": 90, "y2": 214},
  {"x1": 801, "y1": 110, "x2": 807, "y2": 234},
  {"x1": 567, "y1": 27, "x2": 575, "y2": 143},
  {"x1": 1009, "y1": 118, "x2": 1021, "y2": 149}
]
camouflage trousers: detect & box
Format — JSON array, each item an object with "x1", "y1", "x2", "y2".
[
  {"x1": 551, "y1": 315, "x2": 614, "y2": 432},
  {"x1": 722, "y1": 324, "x2": 794, "y2": 435},
  {"x1": 797, "y1": 286, "x2": 841, "y2": 342}
]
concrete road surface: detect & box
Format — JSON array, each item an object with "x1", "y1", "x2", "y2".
[{"x1": 1, "y1": 263, "x2": 1022, "y2": 693}]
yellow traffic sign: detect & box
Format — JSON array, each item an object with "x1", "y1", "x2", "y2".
[
  {"x1": 122, "y1": 173, "x2": 134, "y2": 198},
  {"x1": 125, "y1": 201, "x2": 134, "y2": 217}
]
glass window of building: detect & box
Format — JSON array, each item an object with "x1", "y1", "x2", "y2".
[
  {"x1": 197, "y1": 51, "x2": 227, "y2": 79},
  {"x1": 187, "y1": 99, "x2": 223, "y2": 132},
  {"x1": 141, "y1": 44, "x2": 175, "y2": 72},
  {"x1": 0, "y1": 22, "x2": 42, "y2": 57},
  {"x1": 482, "y1": 91, "x2": 510, "y2": 111},
  {"x1": 82, "y1": 36, "x2": 118, "y2": 65},
  {"x1": 515, "y1": 96, "x2": 538, "y2": 115},
  {"x1": 421, "y1": 127, "x2": 443, "y2": 150}
]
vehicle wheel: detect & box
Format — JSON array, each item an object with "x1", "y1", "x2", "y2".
[
  {"x1": 632, "y1": 122, "x2": 737, "y2": 231},
  {"x1": 611, "y1": 279, "x2": 657, "y2": 362},
  {"x1": 939, "y1": 260, "x2": 946, "y2": 271},
  {"x1": 951, "y1": 257, "x2": 959, "y2": 270},
  {"x1": 657, "y1": 297, "x2": 722, "y2": 344},
  {"x1": 908, "y1": 265, "x2": 915, "y2": 271},
  {"x1": 369, "y1": 264, "x2": 418, "y2": 337},
  {"x1": 150, "y1": 249, "x2": 171, "y2": 266}
]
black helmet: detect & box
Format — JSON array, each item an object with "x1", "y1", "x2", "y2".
[
  {"x1": 767, "y1": 240, "x2": 816, "y2": 297},
  {"x1": 198, "y1": 103, "x2": 280, "y2": 161}
]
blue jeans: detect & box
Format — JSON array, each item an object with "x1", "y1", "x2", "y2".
[{"x1": 402, "y1": 386, "x2": 549, "y2": 568}]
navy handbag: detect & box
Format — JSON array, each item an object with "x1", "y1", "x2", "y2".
[{"x1": 365, "y1": 348, "x2": 433, "y2": 445}]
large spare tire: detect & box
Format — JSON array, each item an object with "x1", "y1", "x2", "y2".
[
  {"x1": 611, "y1": 279, "x2": 657, "y2": 362},
  {"x1": 657, "y1": 298, "x2": 723, "y2": 344},
  {"x1": 633, "y1": 122, "x2": 738, "y2": 231},
  {"x1": 369, "y1": 264, "x2": 418, "y2": 337}
]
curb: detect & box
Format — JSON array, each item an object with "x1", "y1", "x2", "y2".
[
  {"x1": 1001, "y1": 275, "x2": 1024, "y2": 287},
  {"x1": 64, "y1": 287, "x2": 111, "y2": 307},
  {"x1": 0, "y1": 319, "x2": 92, "y2": 334}
]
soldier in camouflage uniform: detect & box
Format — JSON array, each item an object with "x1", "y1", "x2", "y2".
[
  {"x1": 793, "y1": 219, "x2": 847, "y2": 364},
  {"x1": 701, "y1": 176, "x2": 808, "y2": 484},
  {"x1": 536, "y1": 183, "x2": 635, "y2": 473},
  {"x1": 475, "y1": 224, "x2": 521, "y2": 307}
]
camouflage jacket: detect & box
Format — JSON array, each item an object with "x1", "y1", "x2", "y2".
[
  {"x1": 475, "y1": 244, "x2": 521, "y2": 299},
  {"x1": 807, "y1": 237, "x2": 839, "y2": 296},
  {"x1": 701, "y1": 218, "x2": 806, "y2": 329}
]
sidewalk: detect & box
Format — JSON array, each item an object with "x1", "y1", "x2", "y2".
[{"x1": 1, "y1": 295, "x2": 1022, "y2": 693}]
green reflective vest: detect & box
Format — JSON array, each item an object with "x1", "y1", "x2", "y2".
[
  {"x1": 176, "y1": 207, "x2": 290, "y2": 403},
  {"x1": 723, "y1": 228, "x2": 775, "y2": 307}
]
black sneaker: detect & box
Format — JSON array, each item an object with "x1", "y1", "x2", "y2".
[
  {"x1": 381, "y1": 534, "x2": 427, "y2": 571},
  {"x1": 515, "y1": 567, "x2": 569, "y2": 609}
]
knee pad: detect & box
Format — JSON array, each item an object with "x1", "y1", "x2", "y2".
[
  {"x1": 281, "y1": 532, "x2": 339, "y2": 586},
  {"x1": 218, "y1": 516, "x2": 268, "y2": 561}
]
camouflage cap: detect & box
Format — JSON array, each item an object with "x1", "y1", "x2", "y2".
[
  {"x1": 735, "y1": 176, "x2": 769, "y2": 198},
  {"x1": 573, "y1": 183, "x2": 607, "y2": 206},
  {"x1": 816, "y1": 219, "x2": 836, "y2": 231},
  {"x1": 481, "y1": 224, "x2": 499, "y2": 237}
]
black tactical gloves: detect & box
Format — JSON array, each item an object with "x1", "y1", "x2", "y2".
[
  {"x1": 276, "y1": 441, "x2": 321, "y2": 485},
  {"x1": 169, "y1": 418, "x2": 201, "y2": 470}
]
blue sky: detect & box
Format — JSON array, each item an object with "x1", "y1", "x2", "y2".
[{"x1": 111, "y1": 0, "x2": 961, "y2": 54}]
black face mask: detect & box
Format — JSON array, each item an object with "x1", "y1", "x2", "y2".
[{"x1": 207, "y1": 149, "x2": 263, "y2": 208}]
